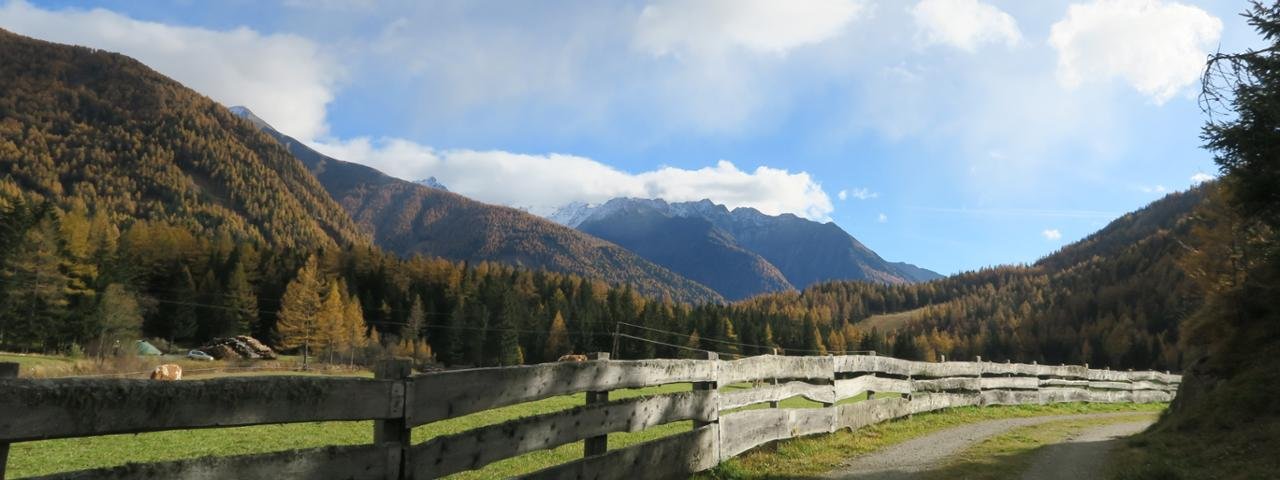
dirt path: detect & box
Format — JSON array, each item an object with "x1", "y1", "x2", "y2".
[
  {"x1": 822, "y1": 413, "x2": 1144, "y2": 480},
  {"x1": 1018, "y1": 419, "x2": 1155, "y2": 480}
]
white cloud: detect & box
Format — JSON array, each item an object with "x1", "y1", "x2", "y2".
[
  {"x1": 1140, "y1": 184, "x2": 1168, "y2": 194},
  {"x1": 0, "y1": 0, "x2": 340, "y2": 140},
  {"x1": 838, "y1": 190, "x2": 848, "y2": 201},
  {"x1": 1049, "y1": 0, "x2": 1222, "y2": 104},
  {"x1": 1190, "y1": 172, "x2": 1214, "y2": 184},
  {"x1": 311, "y1": 137, "x2": 835, "y2": 220},
  {"x1": 635, "y1": 0, "x2": 866, "y2": 57},
  {"x1": 1042, "y1": 228, "x2": 1063, "y2": 240},
  {"x1": 911, "y1": 0, "x2": 1021, "y2": 52},
  {"x1": 850, "y1": 188, "x2": 878, "y2": 200},
  {"x1": 877, "y1": 213, "x2": 889, "y2": 223}
]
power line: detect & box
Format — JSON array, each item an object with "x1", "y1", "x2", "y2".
[
  {"x1": 619, "y1": 321, "x2": 880, "y2": 358},
  {"x1": 617, "y1": 321, "x2": 793, "y2": 352},
  {"x1": 614, "y1": 333, "x2": 741, "y2": 359}
]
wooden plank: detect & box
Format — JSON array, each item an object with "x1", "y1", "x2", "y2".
[
  {"x1": 834, "y1": 355, "x2": 917, "y2": 376},
  {"x1": 407, "y1": 359, "x2": 714, "y2": 426},
  {"x1": 1086, "y1": 369, "x2": 1132, "y2": 382},
  {"x1": 28, "y1": 444, "x2": 398, "y2": 480},
  {"x1": 519, "y1": 425, "x2": 719, "y2": 480},
  {"x1": 835, "y1": 394, "x2": 980, "y2": 431},
  {"x1": 1129, "y1": 380, "x2": 1176, "y2": 392},
  {"x1": 980, "y1": 377, "x2": 1040, "y2": 390},
  {"x1": 979, "y1": 390, "x2": 1045, "y2": 406},
  {"x1": 833, "y1": 375, "x2": 912, "y2": 401},
  {"x1": 718, "y1": 355, "x2": 833, "y2": 385},
  {"x1": 912, "y1": 377, "x2": 981, "y2": 392},
  {"x1": 1035, "y1": 364, "x2": 1091, "y2": 380},
  {"x1": 720, "y1": 381, "x2": 833, "y2": 410},
  {"x1": 0, "y1": 377, "x2": 397, "y2": 442},
  {"x1": 719, "y1": 408, "x2": 835, "y2": 458},
  {"x1": 1038, "y1": 387, "x2": 1095, "y2": 403},
  {"x1": 410, "y1": 391, "x2": 716, "y2": 479},
  {"x1": 911, "y1": 361, "x2": 983, "y2": 378},
  {"x1": 1089, "y1": 381, "x2": 1136, "y2": 391},
  {"x1": 1039, "y1": 378, "x2": 1091, "y2": 388}
]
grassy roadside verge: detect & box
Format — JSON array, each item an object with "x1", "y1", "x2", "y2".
[
  {"x1": 698, "y1": 402, "x2": 1167, "y2": 479},
  {"x1": 6, "y1": 382, "x2": 695, "y2": 479},
  {"x1": 922, "y1": 413, "x2": 1157, "y2": 480}
]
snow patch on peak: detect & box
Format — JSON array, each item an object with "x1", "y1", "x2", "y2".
[
  {"x1": 415, "y1": 177, "x2": 449, "y2": 191},
  {"x1": 228, "y1": 105, "x2": 273, "y2": 131},
  {"x1": 548, "y1": 201, "x2": 596, "y2": 227}
]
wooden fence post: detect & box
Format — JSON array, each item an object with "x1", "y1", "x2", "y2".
[
  {"x1": 1, "y1": 362, "x2": 19, "y2": 480},
  {"x1": 769, "y1": 348, "x2": 780, "y2": 408},
  {"x1": 866, "y1": 350, "x2": 876, "y2": 400},
  {"x1": 695, "y1": 352, "x2": 718, "y2": 429},
  {"x1": 375, "y1": 358, "x2": 412, "y2": 480},
  {"x1": 584, "y1": 352, "x2": 610, "y2": 457}
]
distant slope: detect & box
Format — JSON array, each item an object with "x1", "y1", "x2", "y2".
[
  {"x1": 231, "y1": 108, "x2": 723, "y2": 304},
  {"x1": 0, "y1": 29, "x2": 366, "y2": 250},
  {"x1": 576, "y1": 202, "x2": 793, "y2": 300},
  {"x1": 731, "y1": 186, "x2": 1210, "y2": 370},
  {"x1": 553, "y1": 198, "x2": 940, "y2": 299}
]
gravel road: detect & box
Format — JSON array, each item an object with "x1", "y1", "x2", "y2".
[
  {"x1": 822, "y1": 412, "x2": 1150, "y2": 480},
  {"x1": 1018, "y1": 418, "x2": 1155, "y2": 480}
]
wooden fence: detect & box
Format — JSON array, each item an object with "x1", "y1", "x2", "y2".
[{"x1": 0, "y1": 353, "x2": 1180, "y2": 479}]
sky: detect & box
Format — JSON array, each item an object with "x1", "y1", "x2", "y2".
[{"x1": 0, "y1": 0, "x2": 1260, "y2": 275}]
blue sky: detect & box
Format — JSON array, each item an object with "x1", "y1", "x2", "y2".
[{"x1": 0, "y1": 0, "x2": 1259, "y2": 275}]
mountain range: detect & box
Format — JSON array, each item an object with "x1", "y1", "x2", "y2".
[
  {"x1": 228, "y1": 107, "x2": 724, "y2": 304},
  {"x1": 0, "y1": 27, "x2": 936, "y2": 307},
  {"x1": 549, "y1": 198, "x2": 940, "y2": 300}
]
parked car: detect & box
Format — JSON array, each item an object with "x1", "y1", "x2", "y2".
[{"x1": 187, "y1": 350, "x2": 214, "y2": 361}]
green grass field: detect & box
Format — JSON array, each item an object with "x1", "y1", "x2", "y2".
[
  {"x1": 0, "y1": 352, "x2": 76, "y2": 371},
  {"x1": 5, "y1": 381, "x2": 696, "y2": 479}
]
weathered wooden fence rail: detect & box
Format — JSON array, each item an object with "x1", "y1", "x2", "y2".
[{"x1": 0, "y1": 354, "x2": 1179, "y2": 479}]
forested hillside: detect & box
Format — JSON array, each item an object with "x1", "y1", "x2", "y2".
[
  {"x1": 233, "y1": 107, "x2": 723, "y2": 305},
  {"x1": 707, "y1": 186, "x2": 1210, "y2": 371},
  {"x1": 0, "y1": 29, "x2": 367, "y2": 251}
]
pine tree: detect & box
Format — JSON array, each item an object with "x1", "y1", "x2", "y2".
[
  {"x1": 318, "y1": 281, "x2": 346, "y2": 364},
  {"x1": 0, "y1": 216, "x2": 70, "y2": 348},
  {"x1": 827, "y1": 330, "x2": 847, "y2": 355},
  {"x1": 224, "y1": 259, "x2": 258, "y2": 336},
  {"x1": 681, "y1": 330, "x2": 702, "y2": 359},
  {"x1": 406, "y1": 295, "x2": 426, "y2": 357},
  {"x1": 718, "y1": 317, "x2": 741, "y2": 357},
  {"x1": 277, "y1": 256, "x2": 322, "y2": 367},
  {"x1": 494, "y1": 294, "x2": 522, "y2": 366},
  {"x1": 444, "y1": 300, "x2": 466, "y2": 365},
  {"x1": 343, "y1": 293, "x2": 366, "y2": 365},
  {"x1": 762, "y1": 322, "x2": 778, "y2": 354},
  {"x1": 466, "y1": 303, "x2": 489, "y2": 367},
  {"x1": 170, "y1": 267, "x2": 199, "y2": 343},
  {"x1": 94, "y1": 284, "x2": 142, "y2": 358},
  {"x1": 545, "y1": 311, "x2": 570, "y2": 360}
]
